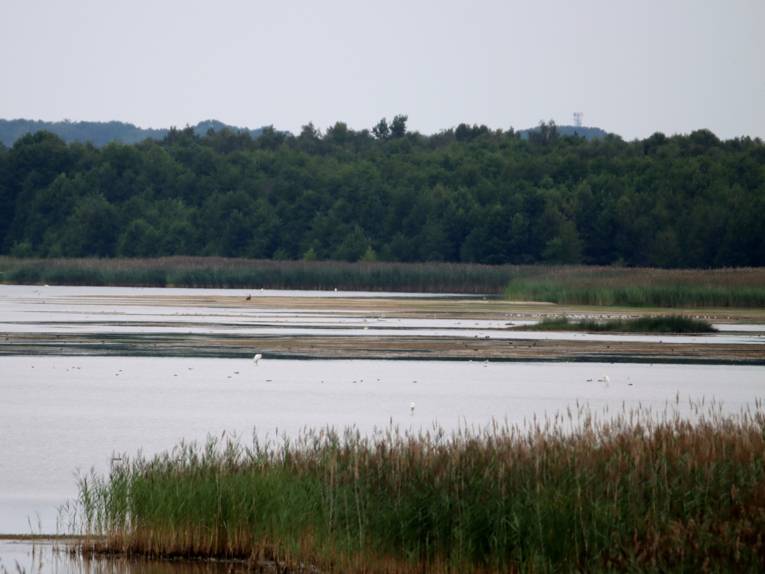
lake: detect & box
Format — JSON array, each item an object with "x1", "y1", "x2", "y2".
[{"x1": 1, "y1": 284, "x2": 764, "y2": 546}]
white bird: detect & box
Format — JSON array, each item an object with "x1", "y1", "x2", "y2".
[
  {"x1": 253, "y1": 353, "x2": 262, "y2": 365},
  {"x1": 409, "y1": 401, "x2": 416, "y2": 415}
]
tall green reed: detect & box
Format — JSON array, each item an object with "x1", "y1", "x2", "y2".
[{"x1": 74, "y1": 401, "x2": 765, "y2": 572}]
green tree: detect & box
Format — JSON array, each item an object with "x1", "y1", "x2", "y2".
[
  {"x1": 117, "y1": 219, "x2": 160, "y2": 257},
  {"x1": 333, "y1": 226, "x2": 368, "y2": 261},
  {"x1": 542, "y1": 220, "x2": 583, "y2": 264},
  {"x1": 390, "y1": 115, "x2": 408, "y2": 138},
  {"x1": 372, "y1": 118, "x2": 390, "y2": 140},
  {"x1": 58, "y1": 194, "x2": 119, "y2": 256}
]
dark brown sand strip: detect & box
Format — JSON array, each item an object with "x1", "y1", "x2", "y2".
[{"x1": 1, "y1": 332, "x2": 763, "y2": 365}]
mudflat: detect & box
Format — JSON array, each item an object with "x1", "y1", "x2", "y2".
[{"x1": 2, "y1": 288, "x2": 763, "y2": 364}]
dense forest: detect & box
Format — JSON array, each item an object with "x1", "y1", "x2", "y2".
[{"x1": 0, "y1": 118, "x2": 763, "y2": 267}]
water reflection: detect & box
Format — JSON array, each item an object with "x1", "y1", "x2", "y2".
[{"x1": 0, "y1": 540, "x2": 248, "y2": 574}]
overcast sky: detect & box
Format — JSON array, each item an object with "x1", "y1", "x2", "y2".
[{"x1": 1, "y1": 0, "x2": 763, "y2": 140}]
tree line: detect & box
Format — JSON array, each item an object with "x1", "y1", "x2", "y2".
[{"x1": 0, "y1": 118, "x2": 762, "y2": 267}]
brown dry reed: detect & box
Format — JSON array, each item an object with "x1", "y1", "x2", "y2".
[
  {"x1": 73, "y1": 399, "x2": 765, "y2": 572},
  {"x1": 1, "y1": 257, "x2": 764, "y2": 306}
]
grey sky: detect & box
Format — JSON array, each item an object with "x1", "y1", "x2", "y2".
[{"x1": 1, "y1": 0, "x2": 763, "y2": 140}]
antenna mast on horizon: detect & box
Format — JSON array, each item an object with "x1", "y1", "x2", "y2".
[{"x1": 573, "y1": 112, "x2": 583, "y2": 128}]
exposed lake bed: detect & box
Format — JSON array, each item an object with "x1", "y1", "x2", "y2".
[{"x1": 2, "y1": 284, "x2": 764, "y2": 363}]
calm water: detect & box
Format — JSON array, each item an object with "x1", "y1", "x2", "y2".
[
  {"x1": 1, "y1": 355, "x2": 764, "y2": 536},
  {"x1": 0, "y1": 539, "x2": 245, "y2": 574}
]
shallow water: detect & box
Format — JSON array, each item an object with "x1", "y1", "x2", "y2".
[
  {"x1": 1, "y1": 284, "x2": 763, "y2": 346},
  {"x1": 1, "y1": 355, "x2": 764, "y2": 536},
  {"x1": 0, "y1": 539, "x2": 245, "y2": 573}
]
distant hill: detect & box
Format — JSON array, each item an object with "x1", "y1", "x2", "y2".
[
  {"x1": 518, "y1": 124, "x2": 610, "y2": 141},
  {"x1": 0, "y1": 119, "x2": 265, "y2": 147}
]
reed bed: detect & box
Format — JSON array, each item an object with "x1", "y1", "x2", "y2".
[
  {"x1": 74, "y1": 401, "x2": 765, "y2": 572},
  {"x1": 1, "y1": 257, "x2": 764, "y2": 307},
  {"x1": 505, "y1": 266, "x2": 765, "y2": 308},
  {"x1": 525, "y1": 315, "x2": 718, "y2": 333},
  {"x1": 0, "y1": 257, "x2": 513, "y2": 294}
]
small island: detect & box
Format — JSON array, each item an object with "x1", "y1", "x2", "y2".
[{"x1": 519, "y1": 315, "x2": 718, "y2": 334}]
